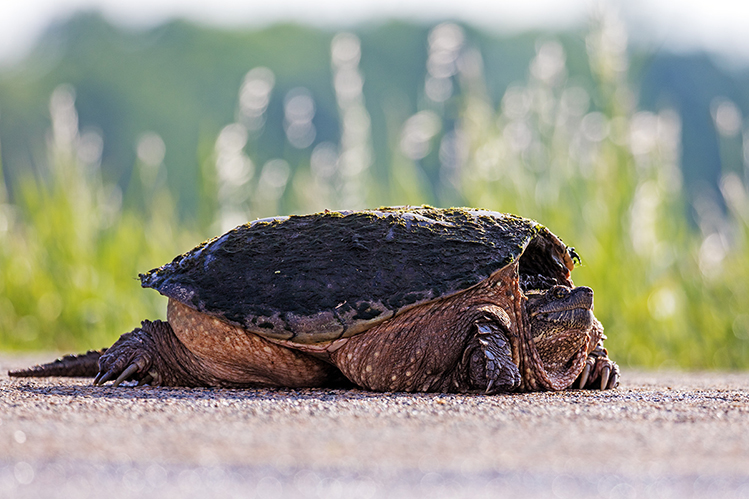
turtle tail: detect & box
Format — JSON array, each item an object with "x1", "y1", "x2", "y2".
[{"x1": 8, "y1": 349, "x2": 106, "y2": 378}]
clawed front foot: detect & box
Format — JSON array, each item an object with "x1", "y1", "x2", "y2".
[
  {"x1": 577, "y1": 342, "x2": 619, "y2": 390},
  {"x1": 94, "y1": 321, "x2": 164, "y2": 387},
  {"x1": 464, "y1": 322, "x2": 521, "y2": 394}
]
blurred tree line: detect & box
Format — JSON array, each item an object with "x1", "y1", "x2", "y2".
[{"x1": 1, "y1": 11, "x2": 749, "y2": 369}]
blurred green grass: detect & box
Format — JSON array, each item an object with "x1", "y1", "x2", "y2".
[{"x1": 1, "y1": 15, "x2": 748, "y2": 369}]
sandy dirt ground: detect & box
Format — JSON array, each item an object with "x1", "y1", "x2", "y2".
[{"x1": 2, "y1": 354, "x2": 749, "y2": 498}]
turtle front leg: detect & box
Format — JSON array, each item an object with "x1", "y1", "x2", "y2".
[
  {"x1": 95, "y1": 320, "x2": 216, "y2": 387},
  {"x1": 459, "y1": 321, "x2": 521, "y2": 394},
  {"x1": 330, "y1": 300, "x2": 523, "y2": 394},
  {"x1": 576, "y1": 341, "x2": 619, "y2": 390},
  {"x1": 574, "y1": 318, "x2": 619, "y2": 390}
]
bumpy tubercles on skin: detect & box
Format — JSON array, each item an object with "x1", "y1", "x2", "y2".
[
  {"x1": 331, "y1": 265, "x2": 523, "y2": 393},
  {"x1": 167, "y1": 299, "x2": 347, "y2": 388},
  {"x1": 8, "y1": 350, "x2": 104, "y2": 379}
]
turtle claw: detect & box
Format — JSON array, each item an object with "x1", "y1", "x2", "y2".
[
  {"x1": 600, "y1": 365, "x2": 611, "y2": 391},
  {"x1": 578, "y1": 362, "x2": 591, "y2": 389},
  {"x1": 96, "y1": 355, "x2": 149, "y2": 388},
  {"x1": 610, "y1": 371, "x2": 620, "y2": 390},
  {"x1": 575, "y1": 342, "x2": 619, "y2": 390},
  {"x1": 94, "y1": 370, "x2": 115, "y2": 386},
  {"x1": 465, "y1": 321, "x2": 521, "y2": 394},
  {"x1": 112, "y1": 364, "x2": 140, "y2": 387},
  {"x1": 94, "y1": 323, "x2": 158, "y2": 387},
  {"x1": 485, "y1": 378, "x2": 495, "y2": 394}
]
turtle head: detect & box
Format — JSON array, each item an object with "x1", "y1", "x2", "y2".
[
  {"x1": 526, "y1": 285, "x2": 594, "y2": 337},
  {"x1": 524, "y1": 285, "x2": 596, "y2": 390}
]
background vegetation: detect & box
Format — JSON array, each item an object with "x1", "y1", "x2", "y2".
[{"x1": 1, "y1": 11, "x2": 748, "y2": 369}]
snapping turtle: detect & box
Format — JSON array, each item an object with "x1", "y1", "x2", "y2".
[{"x1": 10, "y1": 207, "x2": 618, "y2": 393}]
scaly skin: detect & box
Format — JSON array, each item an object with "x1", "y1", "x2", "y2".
[{"x1": 8, "y1": 350, "x2": 105, "y2": 378}]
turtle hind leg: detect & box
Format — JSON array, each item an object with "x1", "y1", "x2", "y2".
[
  {"x1": 94, "y1": 321, "x2": 162, "y2": 387},
  {"x1": 461, "y1": 320, "x2": 521, "y2": 394},
  {"x1": 8, "y1": 349, "x2": 106, "y2": 378},
  {"x1": 95, "y1": 320, "x2": 222, "y2": 387}
]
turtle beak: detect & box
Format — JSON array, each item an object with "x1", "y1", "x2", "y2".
[
  {"x1": 575, "y1": 286, "x2": 594, "y2": 311},
  {"x1": 530, "y1": 286, "x2": 594, "y2": 317}
]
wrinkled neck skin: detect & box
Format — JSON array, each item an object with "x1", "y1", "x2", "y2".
[
  {"x1": 515, "y1": 289, "x2": 601, "y2": 392},
  {"x1": 518, "y1": 313, "x2": 588, "y2": 391}
]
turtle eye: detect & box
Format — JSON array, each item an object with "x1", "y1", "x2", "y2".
[{"x1": 553, "y1": 287, "x2": 569, "y2": 299}]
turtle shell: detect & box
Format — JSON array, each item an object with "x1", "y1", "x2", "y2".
[{"x1": 140, "y1": 206, "x2": 575, "y2": 344}]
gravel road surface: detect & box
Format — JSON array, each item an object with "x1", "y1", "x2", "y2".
[{"x1": 2, "y1": 354, "x2": 749, "y2": 498}]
